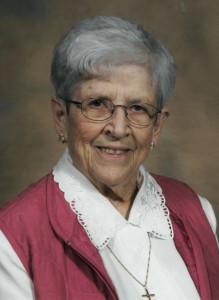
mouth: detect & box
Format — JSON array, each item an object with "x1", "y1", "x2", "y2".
[{"x1": 96, "y1": 147, "x2": 130, "y2": 155}]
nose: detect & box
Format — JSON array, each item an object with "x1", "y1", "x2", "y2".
[{"x1": 103, "y1": 106, "x2": 131, "y2": 139}]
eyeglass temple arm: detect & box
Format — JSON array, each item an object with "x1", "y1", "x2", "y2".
[{"x1": 63, "y1": 99, "x2": 82, "y2": 106}]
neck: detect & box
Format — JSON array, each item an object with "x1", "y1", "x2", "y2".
[{"x1": 98, "y1": 183, "x2": 139, "y2": 219}]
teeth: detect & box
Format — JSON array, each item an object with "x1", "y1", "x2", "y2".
[{"x1": 101, "y1": 148, "x2": 127, "y2": 155}]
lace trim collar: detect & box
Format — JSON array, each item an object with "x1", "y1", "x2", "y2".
[{"x1": 53, "y1": 149, "x2": 173, "y2": 250}]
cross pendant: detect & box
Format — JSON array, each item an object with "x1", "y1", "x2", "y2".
[{"x1": 142, "y1": 287, "x2": 155, "y2": 299}]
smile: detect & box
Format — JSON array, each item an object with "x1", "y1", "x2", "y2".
[{"x1": 97, "y1": 147, "x2": 130, "y2": 155}]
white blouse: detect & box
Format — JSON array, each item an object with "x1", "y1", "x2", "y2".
[{"x1": 0, "y1": 150, "x2": 217, "y2": 299}]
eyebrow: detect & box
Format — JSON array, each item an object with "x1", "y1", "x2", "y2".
[
  {"x1": 85, "y1": 95, "x2": 151, "y2": 104},
  {"x1": 125, "y1": 98, "x2": 152, "y2": 105},
  {"x1": 87, "y1": 95, "x2": 111, "y2": 101}
]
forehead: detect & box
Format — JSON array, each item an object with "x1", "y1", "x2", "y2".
[{"x1": 74, "y1": 65, "x2": 156, "y2": 103}]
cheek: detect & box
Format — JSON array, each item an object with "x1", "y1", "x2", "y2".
[
  {"x1": 135, "y1": 134, "x2": 153, "y2": 166},
  {"x1": 134, "y1": 128, "x2": 153, "y2": 151},
  {"x1": 67, "y1": 117, "x2": 101, "y2": 155},
  {"x1": 67, "y1": 126, "x2": 91, "y2": 170}
]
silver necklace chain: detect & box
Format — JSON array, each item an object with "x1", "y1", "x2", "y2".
[{"x1": 107, "y1": 232, "x2": 155, "y2": 299}]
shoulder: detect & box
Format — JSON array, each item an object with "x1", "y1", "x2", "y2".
[
  {"x1": 0, "y1": 174, "x2": 59, "y2": 271},
  {"x1": 151, "y1": 173, "x2": 199, "y2": 203},
  {"x1": 0, "y1": 174, "x2": 53, "y2": 229},
  {"x1": 152, "y1": 173, "x2": 193, "y2": 189},
  {"x1": 150, "y1": 173, "x2": 208, "y2": 221},
  {"x1": 151, "y1": 173, "x2": 218, "y2": 234}
]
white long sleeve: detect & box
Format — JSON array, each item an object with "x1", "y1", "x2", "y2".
[{"x1": 0, "y1": 231, "x2": 35, "y2": 300}]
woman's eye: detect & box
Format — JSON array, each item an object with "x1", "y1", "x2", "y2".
[
  {"x1": 88, "y1": 99, "x2": 108, "y2": 108},
  {"x1": 130, "y1": 104, "x2": 146, "y2": 113},
  {"x1": 89, "y1": 99, "x2": 103, "y2": 107}
]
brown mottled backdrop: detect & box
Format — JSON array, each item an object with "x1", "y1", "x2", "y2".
[{"x1": 0, "y1": 1, "x2": 218, "y2": 228}]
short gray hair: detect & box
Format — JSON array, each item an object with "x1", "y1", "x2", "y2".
[{"x1": 51, "y1": 16, "x2": 176, "y2": 109}]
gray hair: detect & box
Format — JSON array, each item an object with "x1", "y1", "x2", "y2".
[{"x1": 51, "y1": 16, "x2": 176, "y2": 109}]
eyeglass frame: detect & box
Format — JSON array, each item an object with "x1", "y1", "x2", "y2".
[{"x1": 62, "y1": 98, "x2": 162, "y2": 127}]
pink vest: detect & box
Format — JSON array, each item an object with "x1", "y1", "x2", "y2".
[
  {"x1": 153, "y1": 174, "x2": 219, "y2": 300},
  {"x1": 0, "y1": 173, "x2": 218, "y2": 300}
]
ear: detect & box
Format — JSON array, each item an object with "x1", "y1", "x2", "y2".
[
  {"x1": 152, "y1": 107, "x2": 169, "y2": 145},
  {"x1": 51, "y1": 98, "x2": 68, "y2": 138}
]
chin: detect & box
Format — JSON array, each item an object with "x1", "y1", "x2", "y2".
[{"x1": 91, "y1": 169, "x2": 131, "y2": 188}]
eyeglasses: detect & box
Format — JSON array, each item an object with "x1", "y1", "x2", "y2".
[{"x1": 63, "y1": 98, "x2": 161, "y2": 127}]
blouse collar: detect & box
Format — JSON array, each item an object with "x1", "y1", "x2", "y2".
[{"x1": 53, "y1": 149, "x2": 173, "y2": 250}]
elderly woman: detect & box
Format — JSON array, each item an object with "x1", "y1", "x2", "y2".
[{"x1": 0, "y1": 16, "x2": 218, "y2": 300}]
